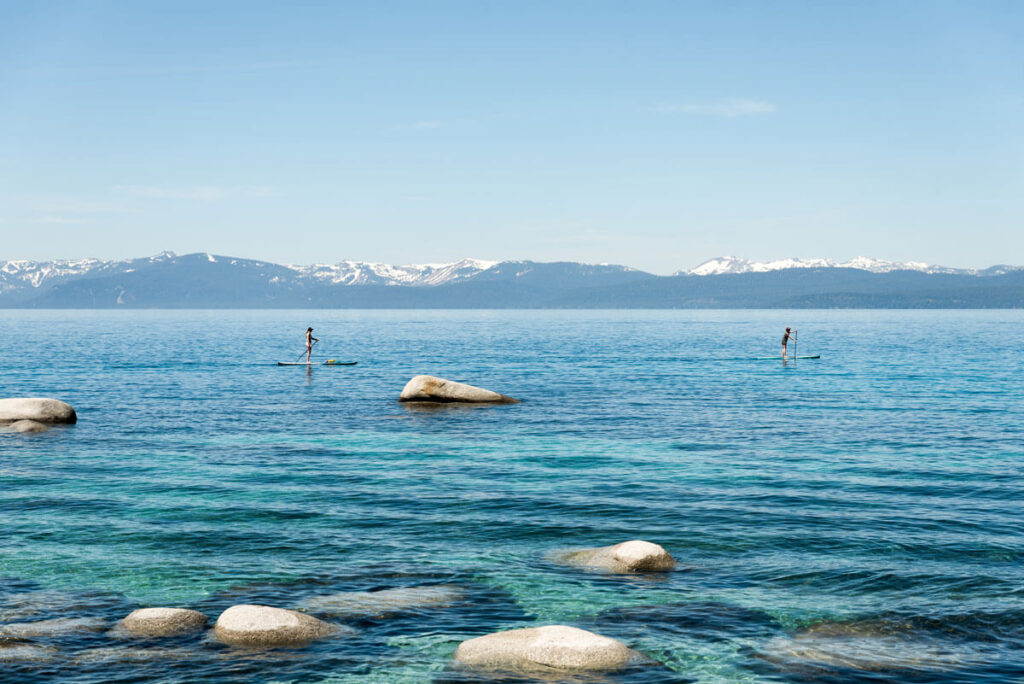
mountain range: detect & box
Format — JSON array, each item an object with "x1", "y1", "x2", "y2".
[{"x1": 1, "y1": 252, "x2": 1022, "y2": 308}]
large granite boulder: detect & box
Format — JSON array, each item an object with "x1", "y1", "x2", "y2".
[
  {"x1": 0, "y1": 398, "x2": 77, "y2": 425},
  {"x1": 399, "y1": 376, "x2": 519, "y2": 404},
  {"x1": 213, "y1": 604, "x2": 342, "y2": 647},
  {"x1": 299, "y1": 585, "x2": 463, "y2": 618},
  {"x1": 117, "y1": 608, "x2": 207, "y2": 637},
  {"x1": 556, "y1": 540, "x2": 676, "y2": 573},
  {"x1": 453, "y1": 625, "x2": 643, "y2": 673}
]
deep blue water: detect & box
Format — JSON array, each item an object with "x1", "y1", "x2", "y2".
[{"x1": 1, "y1": 310, "x2": 1022, "y2": 683}]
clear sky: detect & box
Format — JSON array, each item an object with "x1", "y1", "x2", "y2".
[{"x1": 1, "y1": 1, "x2": 1021, "y2": 273}]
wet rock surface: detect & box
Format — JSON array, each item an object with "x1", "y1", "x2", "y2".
[
  {"x1": 214, "y1": 604, "x2": 344, "y2": 647},
  {"x1": 399, "y1": 375, "x2": 519, "y2": 404},
  {"x1": 0, "y1": 398, "x2": 77, "y2": 424},
  {"x1": 116, "y1": 607, "x2": 207, "y2": 637},
  {"x1": 453, "y1": 624, "x2": 645, "y2": 674},
  {"x1": 556, "y1": 540, "x2": 676, "y2": 573}
]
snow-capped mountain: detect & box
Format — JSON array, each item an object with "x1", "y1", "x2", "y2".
[
  {"x1": 1, "y1": 251, "x2": 1021, "y2": 308},
  {"x1": 0, "y1": 252, "x2": 499, "y2": 292},
  {"x1": 291, "y1": 258, "x2": 498, "y2": 286},
  {"x1": 681, "y1": 256, "x2": 969, "y2": 276}
]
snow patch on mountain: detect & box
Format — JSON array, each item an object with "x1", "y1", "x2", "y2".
[
  {"x1": 290, "y1": 257, "x2": 498, "y2": 286},
  {"x1": 681, "y1": 256, "x2": 977, "y2": 276}
]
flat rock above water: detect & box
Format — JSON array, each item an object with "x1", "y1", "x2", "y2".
[
  {"x1": 555, "y1": 540, "x2": 676, "y2": 573},
  {"x1": 214, "y1": 604, "x2": 344, "y2": 647},
  {"x1": 0, "y1": 398, "x2": 77, "y2": 425},
  {"x1": 453, "y1": 625, "x2": 644, "y2": 673},
  {"x1": 398, "y1": 375, "x2": 519, "y2": 404}
]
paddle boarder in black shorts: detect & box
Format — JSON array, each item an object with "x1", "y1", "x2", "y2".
[
  {"x1": 782, "y1": 327, "x2": 797, "y2": 359},
  {"x1": 306, "y1": 327, "x2": 319, "y2": 363}
]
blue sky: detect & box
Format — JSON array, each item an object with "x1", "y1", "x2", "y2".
[{"x1": 1, "y1": 1, "x2": 1021, "y2": 273}]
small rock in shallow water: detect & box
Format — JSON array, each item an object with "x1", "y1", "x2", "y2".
[
  {"x1": 299, "y1": 585, "x2": 464, "y2": 618},
  {"x1": 398, "y1": 375, "x2": 519, "y2": 403},
  {"x1": 117, "y1": 607, "x2": 207, "y2": 637},
  {"x1": 453, "y1": 625, "x2": 645, "y2": 673},
  {"x1": 0, "y1": 637, "x2": 57, "y2": 662},
  {"x1": 555, "y1": 540, "x2": 676, "y2": 573},
  {"x1": 0, "y1": 398, "x2": 77, "y2": 424},
  {"x1": 7, "y1": 420, "x2": 51, "y2": 434},
  {"x1": 74, "y1": 645, "x2": 195, "y2": 663},
  {"x1": 0, "y1": 617, "x2": 106, "y2": 637},
  {"x1": 214, "y1": 604, "x2": 345, "y2": 647}
]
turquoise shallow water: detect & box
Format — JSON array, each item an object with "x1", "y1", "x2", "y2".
[{"x1": 1, "y1": 310, "x2": 1022, "y2": 683}]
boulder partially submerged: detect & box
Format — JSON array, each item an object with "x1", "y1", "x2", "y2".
[
  {"x1": 556, "y1": 540, "x2": 676, "y2": 573},
  {"x1": 299, "y1": 585, "x2": 463, "y2": 618},
  {"x1": 453, "y1": 625, "x2": 644, "y2": 674},
  {"x1": 117, "y1": 608, "x2": 207, "y2": 637},
  {"x1": 0, "y1": 398, "x2": 77, "y2": 425},
  {"x1": 398, "y1": 376, "x2": 519, "y2": 404},
  {"x1": 7, "y1": 420, "x2": 51, "y2": 434},
  {"x1": 213, "y1": 604, "x2": 343, "y2": 647}
]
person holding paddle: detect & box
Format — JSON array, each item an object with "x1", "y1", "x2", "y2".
[
  {"x1": 782, "y1": 327, "x2": 797, "y2": 359},
  {"x1": 305, "y1": 327, "x2": 319, "y2": 363}
]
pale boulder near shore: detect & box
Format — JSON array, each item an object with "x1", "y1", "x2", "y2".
[
  {"x1": 213, "y1": 605, "x2": 346, "y2": 647},
  {"x1": 453, "y1": 625, "x2": 647, "y2": 674},
  {"x1": 554, "y1": 540, "x2": 677, "y2": 573},
  {"x1": 115, "y1": 608, "x2": 207, "y2": 637}
]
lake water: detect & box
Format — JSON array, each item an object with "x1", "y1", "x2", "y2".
[{"x1": 1, "y1": 310, "x2": 1022, "y2": 683}]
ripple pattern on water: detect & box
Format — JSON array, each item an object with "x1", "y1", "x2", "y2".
[{"x1": 1, "y1": 310, "x2": 1023, "y2": 682}]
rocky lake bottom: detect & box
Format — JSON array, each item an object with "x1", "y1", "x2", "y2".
[{"x1": 2, "y1": 310, "x2": 1022, "y2": 682}]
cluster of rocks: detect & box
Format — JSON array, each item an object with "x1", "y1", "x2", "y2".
[
  {"x1": 2, "y1": 375, "x2": 516, "y2": 438},
  {"x1": 1, "y1": 541, "x2": 676, "y2": 675}
]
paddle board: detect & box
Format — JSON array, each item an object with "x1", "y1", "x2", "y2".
[
  {"x1": 277, "y1": 361, "x2": 358, "y2": 366},
  {"x1": 754, "y1": 355, "x2": 820, "y2": 360}
]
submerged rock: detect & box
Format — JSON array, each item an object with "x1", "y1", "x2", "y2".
[
  {"x1": 0, "y1": 617, "x2": 106, "y2": 637},
  {"x1": 116, "y1": 607, "x2": 207, "y2": 637},
  {"x1": 398, "y1": 375, "x2": 519, "y2": 404},
  {"x1": 0, "y1": 398, "x2": 77, "y2": 425},
  {"x1": 758, "y1": 619, "x2": 966, "y2": 673},
  {"x1": 214, "y1": 604, "x2": 343, "y2": 647},
  {"x1": 556, "y1": 540, "x2": 676, "y2": 573},
  {"x1": 7, "y1": 420, "x2": 51, "y2": 434},
  {"x1": 0, "y1": 637, "x2": 57, "y2": 662},
  {"x1": 299, "y1": 585, "x2": 464, "y2": 618},
  {"x1": 74, "y1": 645, "x2": 195, "y2": 663},
  {"x1": 453, "y1": 625, "x2": 644, "y2": 673}
]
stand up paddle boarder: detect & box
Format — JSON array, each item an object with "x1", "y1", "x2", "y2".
[
  {"x1": 782, "y1": 327, "x2": 797, "y2": 360},
  {"x1": 306, "y1": 327, "x2": 319, "y2": 363}
]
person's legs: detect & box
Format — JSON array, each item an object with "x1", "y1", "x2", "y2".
[
  {"x1": 782, "y1": 342, "x2": 787, "y2": 359},
  {"x1": 306, "y1": 345, "x2": 312, "y2": 363}
]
